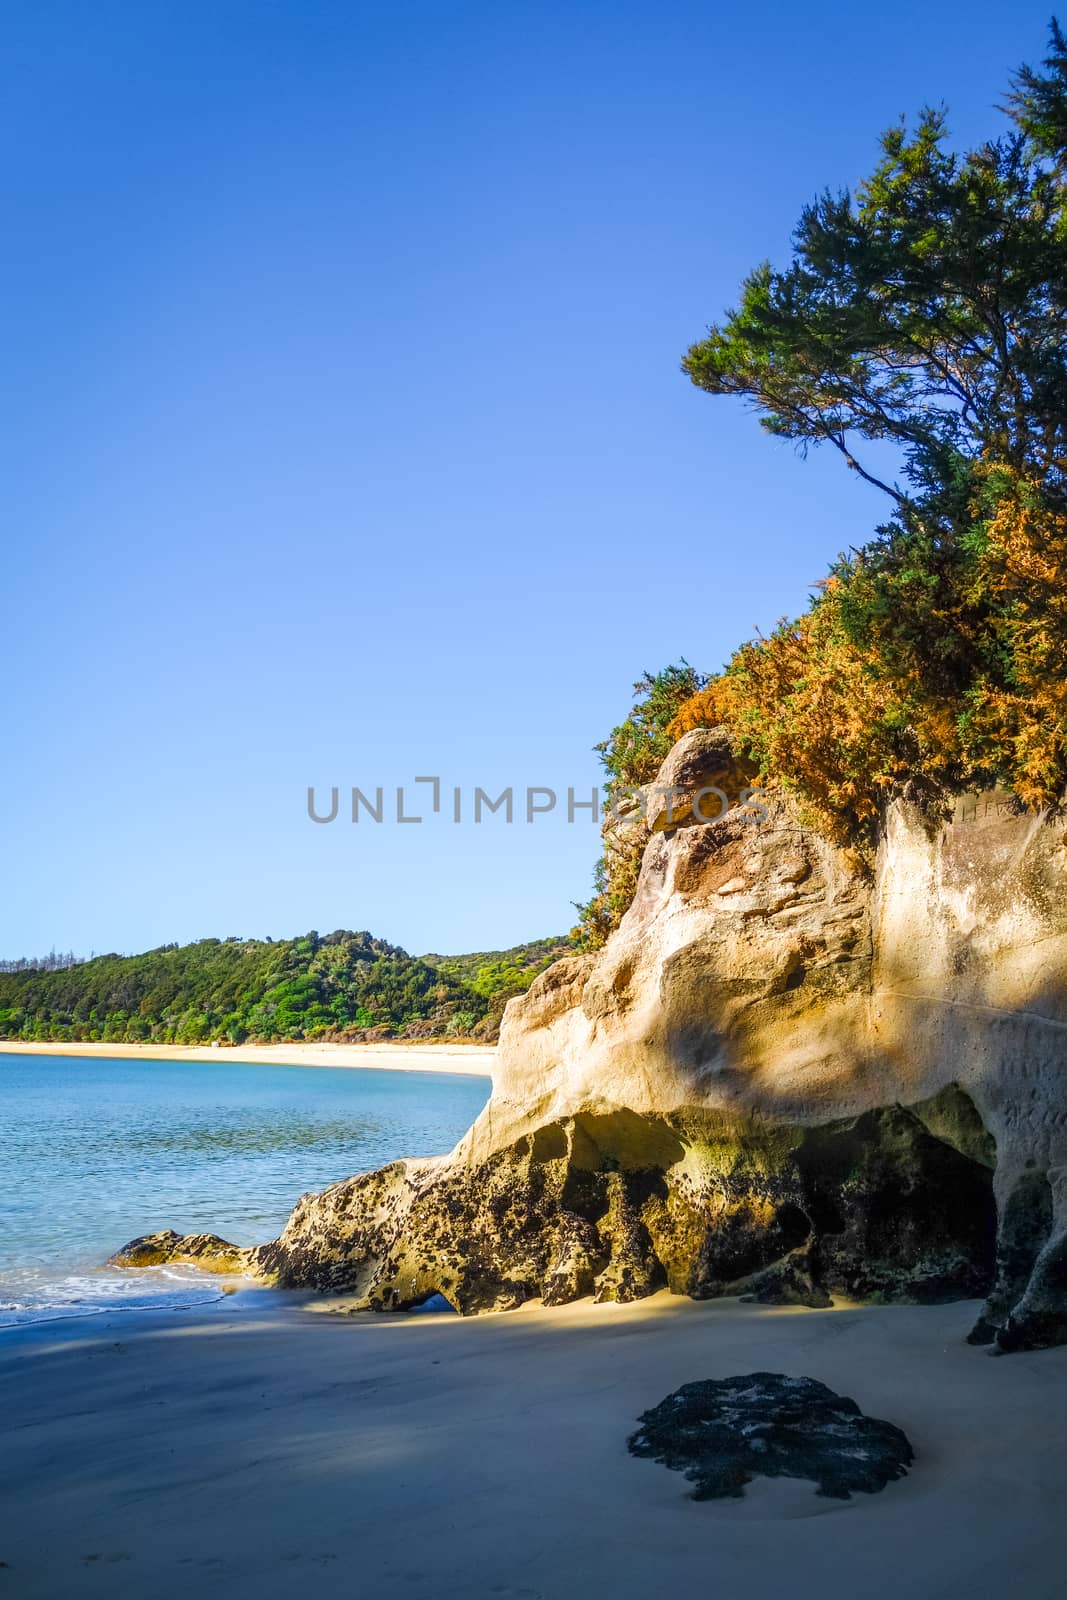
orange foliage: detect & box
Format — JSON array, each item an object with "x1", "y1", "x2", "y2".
[
  {"x1": 961, "y1": 471, "x2": 1067, "y2": 808},
  {"x1": 668, "y1": 468, "x2": 1067, "y2": 835}
]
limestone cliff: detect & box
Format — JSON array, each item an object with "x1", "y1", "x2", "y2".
[{"x1": 114, "y1": 731, "x2": 1067, "y2": 1350}]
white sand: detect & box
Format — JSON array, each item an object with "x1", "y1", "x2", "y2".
[
  {"x1": 1, "y1": 1290, "x2": 1063, "y2": 1599},
  {"x1": 0, "y1": 1040, "x2": 495, "y2": 1077}
]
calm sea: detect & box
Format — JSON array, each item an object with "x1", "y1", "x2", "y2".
[{"x1": 0, "y1": 1052, "x2": 490, "y2": 1327}]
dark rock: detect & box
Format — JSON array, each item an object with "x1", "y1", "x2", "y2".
[
  {"x1": 627, "y1": 1372, "x2": 913, "y2": 1500},
  {"x1": 108, "y1": 1230, "x2": 251, "y2": 1274},
  {"x1": 735, "y1": 1243, "x2": 833, "y2": 1308},
  {"x1": 111, "y1": 1091, "x2": 997, "y2": 1318},
  {"x1": 540, "y1": 1212, "x2": 606, "y2": 1307},
  {"x1": 988, "y1": 1214, "x2": 1067, "y2": 1352},
  {"x1": 968, "y1": 1170, "x2": 1056, "y2": 1348},
  {"x1": 796, "y1": 1102, "x2": 997, "y2": 1303}
]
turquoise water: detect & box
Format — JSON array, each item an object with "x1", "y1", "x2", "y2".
[{"x1": 0, "y1": 1053, "x2": 489, "y2": 1326}]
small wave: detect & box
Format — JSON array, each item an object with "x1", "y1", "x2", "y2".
[{"x1": 0, "y1": 1264, "x2": 230, "y2": 1329}]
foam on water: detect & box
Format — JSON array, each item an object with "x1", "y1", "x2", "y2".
[{"x1": 0, "y1": 1262, "x2": 227, "y2": 1327}]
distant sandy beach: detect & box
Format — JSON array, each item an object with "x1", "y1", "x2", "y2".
[
  {"x1": 1, "y1": 1292, "x2": 1063, "y2": 1600},
  {"x1": 0, "y1": 1039, "x2": 495, "y2": 1077}
]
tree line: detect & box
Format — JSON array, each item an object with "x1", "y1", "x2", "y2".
[{"x1": 0, "y1": 930, "x2": 565, "y2": 1046}]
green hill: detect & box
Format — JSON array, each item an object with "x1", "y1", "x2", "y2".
[
  {"x1": 422, "y1": 937, "x2": 570, "y2": 1035},
  {"x1": 0, "y1": 929, "x2": 568, "y2": 1047}
]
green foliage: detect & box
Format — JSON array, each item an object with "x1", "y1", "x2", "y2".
[
  {"x1": 423, "y1": 937, "x2": 569, "y2": 1035},
  {"x1": 684, "y1": 38, "x2": 1067, "y2": 507},
  {"x1": 571, "y1": 848, "x2": 643, "y2": 954},
  {"x1": 1010, "y1": 18, "x2": 1067, "y2": 162},
  {"x1": 0, "y1": 930, "x2": 560, "y2": 1047},
  {"x1": 572, "y1": 663, "x2": 707, "y2": 950},
  {"x1": 594, "y1": 662, "x2": 709, "y2": 789},
  {"x1": 671, "y1": 24, "x2": 1067, "y2": 836}
]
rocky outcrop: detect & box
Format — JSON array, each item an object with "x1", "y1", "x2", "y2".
[
  {"x1": 644, "y1": 726, "x2": 757, "y2": 833},
  {"x1": 113, "y1": 730, "x2": 1067, "y2": 1350},
  {"x1": 145, "y1": 1092, "x2": 984, "y2": 1315},
  {"x1": 111, "y1": 1231, "x2": 254, "y2": 1275}
]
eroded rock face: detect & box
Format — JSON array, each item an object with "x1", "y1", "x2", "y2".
[
  {"x1": 644, "y1": 727, "x2": 757, "y2": 833},
  {"x1": 467, "y1": 749, "x2": 1067, "y2": 1349},
  {"x1": 116, "y1": 1092, "x2": 996, "y2": 1316},
  {"x1": 112, "y1": 734, "x2": 1067, "y2": 1349},
  {"x1": 627, "y1": 1373, "x2": 914, "y2": 1500}
]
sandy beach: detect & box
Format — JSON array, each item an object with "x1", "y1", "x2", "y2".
[
  {"x1": 1, "y1": 1291, "x2": 1064, "y2": 1600},
  {"x1": 0, "y1": 1040, "x2": 495, "y2": 1078}
]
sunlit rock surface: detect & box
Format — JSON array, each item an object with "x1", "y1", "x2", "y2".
[
  {"x1": 110, "y1": 1230, "x2": 253, "y2": 1275},
  {"x1": 113, "y1": 734, "x2": 1067, "y2": 1349}
]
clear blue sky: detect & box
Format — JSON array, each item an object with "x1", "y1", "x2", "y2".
[{"x1": 1, "y1": 0, "x2": 1052, "y2": 957}]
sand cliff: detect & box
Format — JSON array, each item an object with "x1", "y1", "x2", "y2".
[{"x1": 116, "y1": 731, "x2": 1067, "y2": 1350}]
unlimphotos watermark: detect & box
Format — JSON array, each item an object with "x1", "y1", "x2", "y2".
[{"x1": 306, "y1": 777, "x2": 768, "y2": 827}]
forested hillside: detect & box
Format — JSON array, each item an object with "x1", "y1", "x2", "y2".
[
  {"x1": 422, "y1": 937, "x2": 569, "y2": 1035},
  {"x1": 0, "y1": 929, "x2": 565, "y2": 1046}
]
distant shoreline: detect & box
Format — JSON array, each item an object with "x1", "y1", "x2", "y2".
[{"x1": 0, "y1": 1039, "x2": 495, "y2": 1078}]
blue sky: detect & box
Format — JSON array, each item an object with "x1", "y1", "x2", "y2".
[{"x1": 1, "y1": 0, "x2": 1053, "y2": 957}]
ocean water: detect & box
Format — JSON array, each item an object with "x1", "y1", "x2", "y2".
[{"x1": 0, "y1": 1053, "x2": 490, "y2": 1327}]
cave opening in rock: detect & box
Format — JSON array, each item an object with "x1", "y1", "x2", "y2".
[
  {"x1": 408, "y1": 1291, "x2": 458, "y2": 1316},
  {"x1": 795, "y1": 1095, "x2": 998, "y2": 1304}
]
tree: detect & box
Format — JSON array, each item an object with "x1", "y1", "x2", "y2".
[
  {"x1": 684, "y1": 30, "x2": 1067, "y2": 507},
  {"x1": 670, "y1": 23, "x2": 1067, "y2": 833}
]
